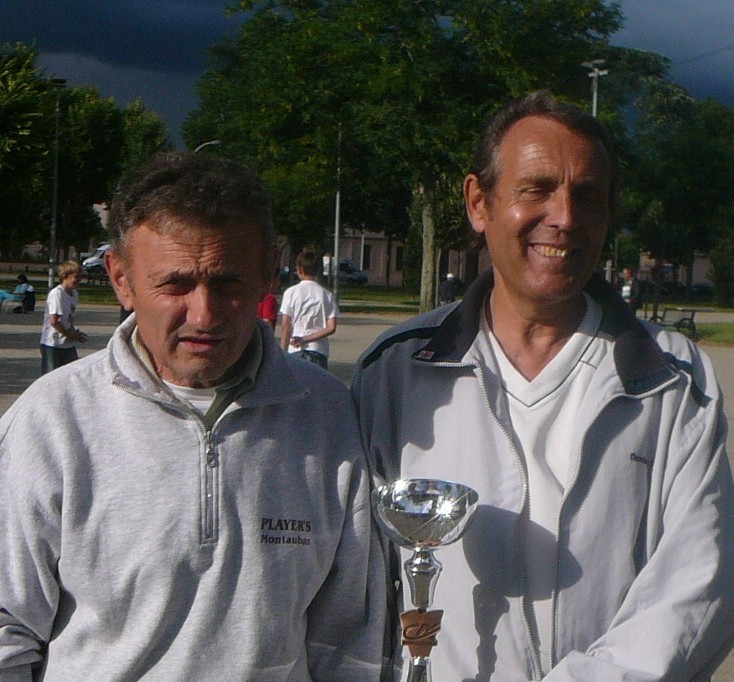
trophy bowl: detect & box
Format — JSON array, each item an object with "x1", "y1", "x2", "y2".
[{"x1": 372, "y1": 478, "x2": 479, "y2": 551}]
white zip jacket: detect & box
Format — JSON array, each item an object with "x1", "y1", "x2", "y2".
[
  {"x1": 352, "y1": 270, "x2": 734, "y2": 681},
  {"x1": 0, "y1": 318, "x2": 386, "y2": 681}
]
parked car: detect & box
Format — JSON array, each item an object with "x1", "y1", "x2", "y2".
[
  {"x1": 690, "y1": 282, "x2": 715, "y2": 300},
  {"x1": 338, "y1": 259, "x2": 368, "y2": 285},
  {"x1": 661, "y1": 280, "x2": 686, "y2": 298},
  {"x1": 82, "y1": 243, "x2": 111, "y2": 276}
]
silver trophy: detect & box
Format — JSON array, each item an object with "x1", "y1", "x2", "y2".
[{"x1": 372, "y1": 478, "x2": 479, "y2": 682}]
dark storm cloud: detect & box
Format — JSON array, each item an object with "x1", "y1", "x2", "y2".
[
  {"x1": 2, "y1": 0, "x2": 732, "y2": 144},
  {"x1": 614, "y1": 0, "x2": 734, "y2": 106},
  {"x1": 1, "y1": 0, "x2": 234, "y2": 74}
]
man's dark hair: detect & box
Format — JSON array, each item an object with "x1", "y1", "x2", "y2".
[
  {"x1": 469, "y1": 90, "x2": 621, "y2": 213},
  {"x1": 16, "y1": 274, "x2": 28, "y2": 284},
  {"x1": 107, "y1": 151, "x2": 275, "y2": 260},
  {"x1": 296, "y1": 250, "x2": 320, "y2": 278}
]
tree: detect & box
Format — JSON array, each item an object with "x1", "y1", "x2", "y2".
[
  {"x1": 0, "y1": 43, "x2": 49, "y2": 258},
  {"x1": 0, "y1": 43, "x2": 171, "y2": 261},
  {"x1": 54, "y1": 86, "x2": 125, "y2": 254},
  {"x1": 121, "y1": 99, "x2": 172, "y2": 176},
  {"x1": 630, "y1": 94, "x2": 734, "y2": 297},
  {"x1": 709, "y1": 230, "x2": 734, "y2": 307}
]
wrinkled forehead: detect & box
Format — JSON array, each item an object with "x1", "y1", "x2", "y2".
[
  {"x1": 118, "y1": 211, "x2": 266, "y2": 262},
  {"x1": 498, "y1": 115, "x2": 612, "y2": 179}
]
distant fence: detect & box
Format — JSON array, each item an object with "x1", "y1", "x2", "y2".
[{"x1": 0, "y1": 262, "x2": 48, "y2": 274}]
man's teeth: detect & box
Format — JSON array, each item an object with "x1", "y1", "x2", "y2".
[{"x1": 534, "y1": 245, "x2": 570, "y2": 258}]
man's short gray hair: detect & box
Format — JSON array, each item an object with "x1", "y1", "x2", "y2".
[{"x1": 107, "y1": 152, "x2": 276, "y2": 265}]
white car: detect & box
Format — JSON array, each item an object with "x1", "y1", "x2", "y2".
[{"x1": 82, "y1": 244, "x2": 111, "y2": 276}]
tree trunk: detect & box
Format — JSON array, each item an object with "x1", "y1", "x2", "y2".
[
  {"x1": 385, "y1": 234, "x2": 392, "y2": 290},
  {"x1": 419, "y1": 185, "x2": 436, "y2": 313}
]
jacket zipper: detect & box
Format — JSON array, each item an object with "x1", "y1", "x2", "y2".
[
  {"x1": 468, "y1": 362, "x2": 544, "y2": 681},
  {"x1": 203, "y1": 429, "x2": 218, "y2": 543},
  {"x1": 550, "y1": 391, "x2": 631, "y2": 669}
]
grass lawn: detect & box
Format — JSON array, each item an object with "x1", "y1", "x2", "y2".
[{"x1": 697, "y1": 324, "x2": 734, "y2": 346}]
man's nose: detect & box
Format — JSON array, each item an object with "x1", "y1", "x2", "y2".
[
  {"x1": 546, "y1": 186, "x2": 575, "y2": 229},
  {"x1": 187, "y1": 285, "x2": 221, "y2": 329}
]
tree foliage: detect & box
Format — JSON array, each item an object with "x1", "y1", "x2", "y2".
[
  {"x1": 0, "y1": 44, "x2": 171, "y2": 259},
  {"x1": 185, "y1": 0, "x2": 624, "y2": 302},
  {"x1": 0, "y1": 44, "x2": 49, "y2": 258},
  {"x1": 629, "y1": 95, "x2": 734, "y2": 290},
  {"x1": 121, "y1": 99, "x2": 173, "y2": 175}
]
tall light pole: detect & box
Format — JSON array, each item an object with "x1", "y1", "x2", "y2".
[
  {"x1": 48, "y1": 78, "x2": 66, "y2": 290},
  {"x1": 332, "y1": 122, "x2": 342, "y2": 301},
  {"x1": 582, "y1": 60, "x2": 608, "y2": 117},
  {"x1": 193, "y1": 139, "x2": 221, "y2": 153}
]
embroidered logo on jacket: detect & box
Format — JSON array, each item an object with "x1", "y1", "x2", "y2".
[{"x1": 260, "y1": 517, "x2": 312, "y2": 546}]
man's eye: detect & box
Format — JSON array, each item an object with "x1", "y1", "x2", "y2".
[
  {"x1": 574, "y1": 185, "x2": 607, "y2": 205},
  {"x1": 520, "y1": 186, "x2": 549, "y2": 199},
  {"x1": 211, "y1": 279, "x2": 247, "y2": 293},
  {"x1": 158, "y1": 280, "x2": 193, "y2": 295}
]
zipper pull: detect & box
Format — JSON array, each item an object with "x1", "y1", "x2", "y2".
[{"x1": 205, "y1": 432, "x2": 217, "y2": 468}]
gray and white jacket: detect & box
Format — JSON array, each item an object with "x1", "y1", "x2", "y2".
[
  {"x1": 0, "y1": 317, "x2": 386, "y2": 681},
  {"x1": 352, "y1": 270, "x2": 734, "y2": 681}
]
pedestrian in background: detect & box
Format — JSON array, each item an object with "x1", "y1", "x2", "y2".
[
  {"x1": 0, "y1": 274, "x2": 34, "y2": 313},
  {"x1": 257, "y1": 275, "x2": 279, "y2": 331},
  {"x1": 621, "y1": 266, "x2": 641, "y2": 311},
  {"x1": 280, "y1": 249, "x2": 338, "y2": 370},
  {"x1": 39, "y1": 260, "x2": 87, "y2": 374},
  {"x1": 439, "y1": 272, "x2": 457, "y2": 305}
]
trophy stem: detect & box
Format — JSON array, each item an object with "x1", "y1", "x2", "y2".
[
  {"x1": 407, "y1": 656, "x2": 432, "y2": 682},
  {"x1": 405, "y1": 548, "x2": 442, "y2": 610}
]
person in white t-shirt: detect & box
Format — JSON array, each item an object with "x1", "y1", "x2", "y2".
[
  {"x1": 279, "y1": 249, "x2": 338, "y2": 369},
  {"x1": 40, "y1": 260, "x2": 87, "y2": 374}
]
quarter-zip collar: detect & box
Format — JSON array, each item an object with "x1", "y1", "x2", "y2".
[
  {"x1": 411, "y1": 269, "x2": 677, "y2": 395},
  {"x1": 108, "y1": 316, "x2": 310, "y2": 413}
]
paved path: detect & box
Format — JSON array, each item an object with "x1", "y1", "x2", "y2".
[
  {"x1": 0, "y1": 304, "x2": 405, "y2": 412},
  {"x1": 1, "y1": 304, "x2": 733, "y2": 678}
]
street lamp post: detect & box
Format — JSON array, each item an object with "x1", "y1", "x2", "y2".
[
  {"x1": 332, "y1": 122, "x2": 342, "y2": 301},
  {"x1": 193, "y1": 139, "x2": 222, "y2": 153},
  {"x1": 582, "y1": 60, "x2": 608, "y2": 118},
  {"x1": 48, "y1": 78, "x2": 66, "y2": 290}
]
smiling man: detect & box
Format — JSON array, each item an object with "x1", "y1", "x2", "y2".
[
  {"x1": 0, "y1": 152, "x2": 386, "y2": 680},
  {"x1": 353, "y1": 91, "x2": 734, "y2": 680}
]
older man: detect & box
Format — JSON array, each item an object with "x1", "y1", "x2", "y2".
[
  {"x1": 0, "y1": 152, "x2": 385, "y2": 680},
  {"x1": 353, "y1": 91, "x2": 734, "y2": 680}
]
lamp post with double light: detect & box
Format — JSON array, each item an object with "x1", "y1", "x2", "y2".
[
  {"x1": 582, "y1": 60, "x2": 608, "y2": 118},
  {"x1": 193, "y1": 139, "x2": 221, "y2": 153},
  {"x1": 48, "y1": 78, "x2": 66, "y2": 290}
]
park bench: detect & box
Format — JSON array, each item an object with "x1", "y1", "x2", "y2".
[{"x1": 650, "y1": 307, "x2": 697, "y2": 339}]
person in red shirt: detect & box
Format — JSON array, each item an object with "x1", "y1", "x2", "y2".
[{"x1": 257, "y1": 277, "x2": 279, "y2": 330}]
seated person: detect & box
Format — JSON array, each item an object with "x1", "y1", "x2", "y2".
[{"x1": 0, "y1": 275, "x2": 32, "y2": 311}]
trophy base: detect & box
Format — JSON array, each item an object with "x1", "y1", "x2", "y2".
[{"x1": 400, "y1": 608, "x2": 443, "y2": 658}]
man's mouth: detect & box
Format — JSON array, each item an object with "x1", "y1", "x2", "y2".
[
  {"x1": 532, "y1": 244, "x2": 571, "y2": 258},
  {"x1": 178, "y1": 336, "x2": 224, "y2": 350}
]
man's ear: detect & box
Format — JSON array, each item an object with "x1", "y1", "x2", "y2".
[
  {"x1": 464, "y1": 174, "x2": 491, "y2": 236},
  {"x1": 105, "y1": 250, "x2": 134, "y2": 310}
]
